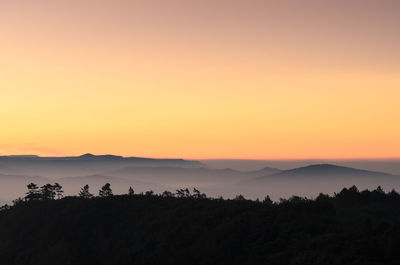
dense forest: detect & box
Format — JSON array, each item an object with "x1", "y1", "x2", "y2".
[{"x1": 1, "y1": 184, "x2": 400, "y2": 265}]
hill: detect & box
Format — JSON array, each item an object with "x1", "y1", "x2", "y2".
[
  {"x1": 1, "y1": 187, "x2": 400, "y2": 265},
  {"x1": 108, "y1": 166, "x2": 249, "y2": 186},
  {"x1": 240, "y1": 164, "x2": 400, "y2": 200},
  {"x1": 0, "y1": 154, "x2": 204, "y2": 177},
  {"x1": 273, "y1": 164, "x2": 392, "y2": 178}
]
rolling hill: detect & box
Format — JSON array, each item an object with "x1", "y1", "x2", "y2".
[{"x1": 272, "y1": 164, "x2": 392, "y2": 178}]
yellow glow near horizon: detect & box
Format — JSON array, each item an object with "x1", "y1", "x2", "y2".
[{"x1": 1, "y1": 0, "x2": 399, "y2": 159}]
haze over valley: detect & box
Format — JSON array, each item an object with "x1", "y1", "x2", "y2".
[{"x1": 1, "y1": 154, "x2": 399, "y2": 205}]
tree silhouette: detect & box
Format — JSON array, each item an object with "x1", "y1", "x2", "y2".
[
  {"x1": 128, "y1": 187, "x2": 134, "y2": 196},
  {"x1": 53, "y1": 183, "x2": 64, "y2": 199},
  {"x1": 4, "y1": 185, "x2": 400, "y2": 264},
  {"x1": 263, "y1": 195, "x2": 273, "y2": 205},
  {"x1": 145, "y1": 190, "x2": 154, "y2": 196},
  {"x1": 79, "y1": 184, "x2": 93, "y2": 198},
  {"x1": 176, "y1": 188, "x2": 190, "y2": 198},
  {"x1": 99, "y1": 183, "x2": 113, "y2": 197},
  {"x1": 0, "y1": 204, "x2": 10, "y2": 211},
  {"x1": 25, "y1": 183, "x2": 63, "y2": 201},
  {"x1": 162, "y1": 190, "x2": 174, "y2": 197},
  {"x1": 234, "y1": 194, "x2": 246, "y2": 201},
  {"x1": 12, "y1": 197, "x2": 23, "y2": 206},
  {"x1": 40, "y1": 184, "x2": 56, "y2": 200},
  {"x1": 192, "y1": 188, "x2": 206, "y2": 199},
  {"x1": 25, "y1": 182, "x2": 40, "y2": 201},
  {"x1": 376, "y1": 185, "x2": 385, "y2": 194},
  {"x1": 193, "y1": 188, "x2": 200, "y2": 197}
]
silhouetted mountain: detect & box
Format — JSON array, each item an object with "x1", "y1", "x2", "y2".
[
  {"x1": 79, "y1": 153, "x2": 124, "y2": 160},
  {"x1": 1, "y1": 157, "x2": 400, "y2": 204},
  {"x1": 245, "y1": 166, "x2": 281, "y2": 176},
  {"x1": 273, "y1": 164, "x2": 392, "y2": 178},
  {"x1": 79, "y1": 153, "x2": 97, "y2": 158},
  {"x1": 201, "y1": 159, "x2": 400, "y2": 175},
  {"x1": 235, "y1": 164, "x2": 400, "y2": 201},
  {"x1": 0, "y1": 154, "x2": 204, "y2": 177}
]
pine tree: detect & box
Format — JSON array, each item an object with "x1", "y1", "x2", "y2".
[
  {"x1": 192, "y1": 188, "x2": 206, "y2": 199},
  {"x1": 40, "y1": 184, "x2": 56, "y2": 200},
  {"x1": 162, "y1": 190, "x2": 174, "y2": 197},
  {"x1": 99, "y1": 183, "x2": 113, "y2": 197},
  {"x1": 25, "y1": 183, "x2": 40, "y2": 201},
  {"x1": 145, "y1": 190, "x2": 154, "y2": 196},
  {"x1": 176, "y1": 188, "x2": 191, "y2": 198},
  {"x1": 79, "y1": 184, "x2": 94, "y2": 198},
  {"x1": 234, "y1": 194, "x2": 246, "y2": 201},
  {"x1": 263, "y1": 195, "x2": 273, "y2": 205},
  {"x1": 53, "y1": 183, "x2": 64, "y2": 199}
]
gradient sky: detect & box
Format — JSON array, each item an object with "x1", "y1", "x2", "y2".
[{"x1": 1, "y1": 0, "x2": 399, "y2": 159}]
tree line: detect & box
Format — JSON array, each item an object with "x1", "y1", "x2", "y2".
[
  {"x1": 10, "y1": 181, "x2": 392, "y2": 209},
  {"x1": 1, "y1": 184, "x2": 400, "y2": 264},
  {"x1": 19, "y1": 182, "x2": 208, "y2": 203}
]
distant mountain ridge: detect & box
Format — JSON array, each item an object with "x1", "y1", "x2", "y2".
[
  {"x1": 273, "y1": 164, "x2": 392, "y2": 178},
  {"x1": 0, "y1": 154, "x2": 204, "y2": 178},
  {"x1": 0, "y1": 153, "x2": 201, "y2": 164},
  {"x1": 0, "y1": 156, "x2": 399, "y2": 205},
  {"x1": 246, "y1": 166, "x2": 281, "y2": 176}
]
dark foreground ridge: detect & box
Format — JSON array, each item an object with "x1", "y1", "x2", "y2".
[{"x1": 1, "y1": 186, "x2": 400, "y2": 265}]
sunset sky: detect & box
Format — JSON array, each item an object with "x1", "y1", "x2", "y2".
[{"x1": 0, "y1": 0, "x2": 399, "y2": 159}]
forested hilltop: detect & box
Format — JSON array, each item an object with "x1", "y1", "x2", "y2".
[{"x1": 1, "y1": 185, "x2": 400, "y2": 265}]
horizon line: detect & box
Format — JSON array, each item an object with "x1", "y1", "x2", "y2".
[{"x1": 1, "y1": 153, "x2": 400, "y2": 161}]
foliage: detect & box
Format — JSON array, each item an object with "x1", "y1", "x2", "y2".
[
  {"x1": 25, "y1": 182, "x2": 40, "y2": 201},
  {"x1": 1, "y1": 185, "x2": 400, "y2": 264},
  {"x1": 25, "y1": 183, "x2": 63, "y2": 201},
  {"x1": 79, "y1": 184, "x2": 94, "y2": 199},
  {"x1": 99, "y1": 183, "x2": 113, "y2": 197},
  {"x1": 128, "y1": 187, "x2": 134, "y2": 196}
]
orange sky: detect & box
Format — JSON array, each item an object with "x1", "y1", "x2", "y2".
[{"x1": 0, "y1": 0, "x2": 399, "y2": 159}]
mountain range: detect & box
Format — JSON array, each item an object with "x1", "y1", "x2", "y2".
[
  {"x1": 267, "y1": 164, "x2": 392, "y2": 178},
  {"x1": 0, "y1": 154, "x2": 399, "y2": 204}
]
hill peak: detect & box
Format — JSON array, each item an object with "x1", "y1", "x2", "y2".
[
  {"x1": 274, "y1": 164, "x2": 391, "y2": 177},
  {"x1": 80, "y1": 153, "x2": 96, "y2": 158}
]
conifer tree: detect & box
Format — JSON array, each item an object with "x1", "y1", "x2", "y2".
[
  {"x1": 40, "y1": 184, "x2": 56, "y2": 200},
  {"x1": 25, "y1": 183, "x2": 40, "y2": 201},
  {"x1": 79, "y1": 184, "x2": 94, "y2": 198},
  {"x1": 99, "y1": 183, "x2": 113, "y2": 197},
  {"x1": 54, "y1": 183, "x2": 64, "y2": 199}
]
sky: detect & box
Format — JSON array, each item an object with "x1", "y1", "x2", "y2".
[{"x1": 0, "y1": 0, "x2": 399, "y2": 159}]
